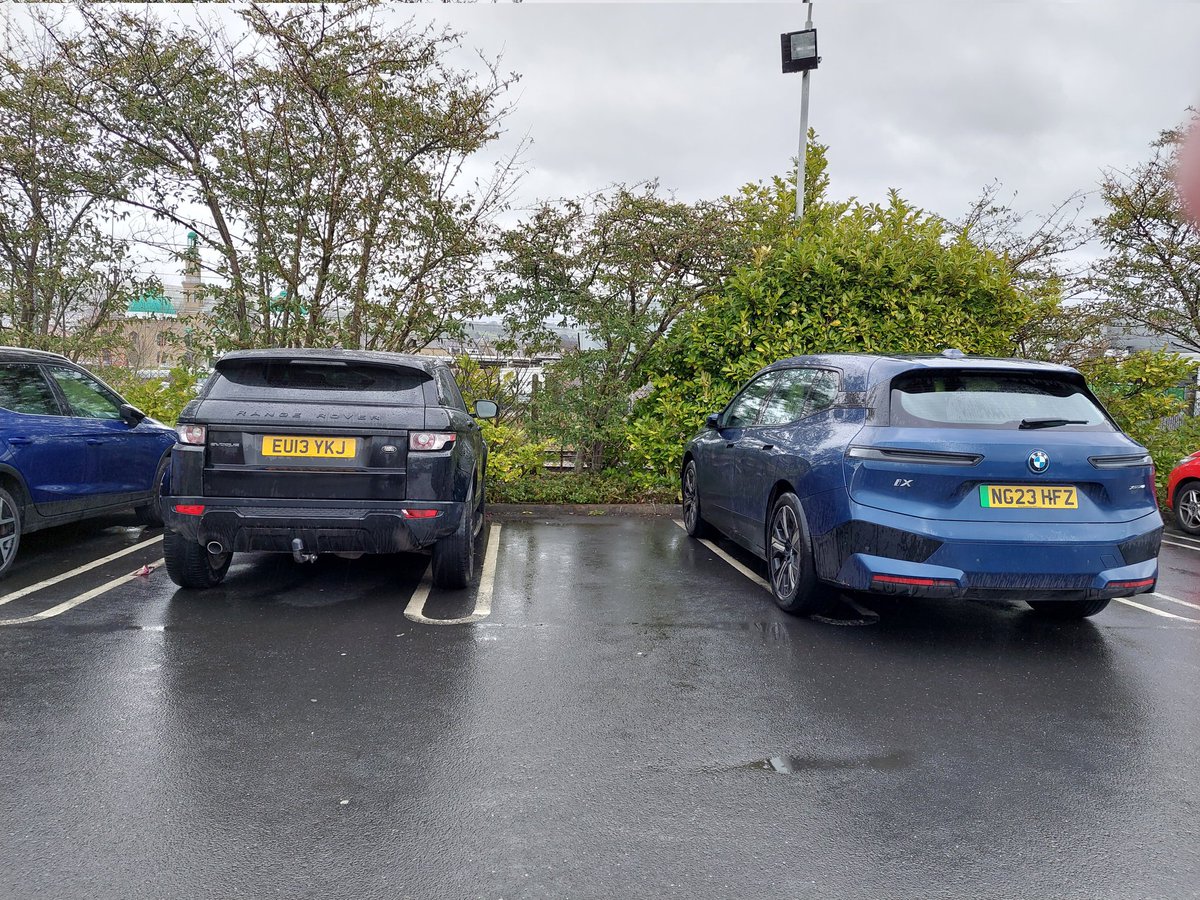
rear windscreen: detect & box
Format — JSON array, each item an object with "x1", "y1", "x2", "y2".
[
  {"x1": 889, "y1": 371, "x2": 1115, "y2": 431},
  {"x1": 209, "y1": 360, "x2": 430, "y2": 405}
]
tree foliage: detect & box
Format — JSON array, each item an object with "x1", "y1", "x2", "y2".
[
  {"x1": 627, "y1": 191, "x2": 1038, "y2": 483},
  {"x1": 495, "y1": 180, "x2": 743, "y2": 467},
  {"x1": 1091, "y1": 122, "x2": 1200, "y2": 355},
  {"x1": 0, "y1": 25, "x2": 144, "y2": 359},
  {"x1": 44, "y1": 0, "x2": 519, "y2": 354}
]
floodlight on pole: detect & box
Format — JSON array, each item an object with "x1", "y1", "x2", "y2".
[{"x1": 781, "y1": 3, "x2": 819, "y2": 223}]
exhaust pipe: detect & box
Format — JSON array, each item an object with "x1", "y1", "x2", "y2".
[
  {"x1": 290, "y1": 537, "x2": 318, "y2": 564},
  {"x1": 206, "y1": 541, "x2": 225, "y2": 555}
]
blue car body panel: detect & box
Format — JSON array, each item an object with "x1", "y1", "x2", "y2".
[
  {"x1": 684, "y1": 353, "x2": 1162, "y2": 602},
  {"x1": 0, "y1": 348, "x2": 177, "y2": 533}
]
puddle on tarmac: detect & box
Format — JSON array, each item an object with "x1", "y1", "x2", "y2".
[{"x1": 734, "y1": 749, "x2": 913, "y2": 775}]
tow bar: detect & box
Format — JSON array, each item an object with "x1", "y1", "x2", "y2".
[{"x1": 291, "y1": 538, "x2": 319, "y2": 564}]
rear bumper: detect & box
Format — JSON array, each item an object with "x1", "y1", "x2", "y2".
[
  {"x1": 818, "y1": 503, "x2": 1163, "y2": 601},
  {"x1": 163, "y1": 496, "x2": 465, "y2": 554}
]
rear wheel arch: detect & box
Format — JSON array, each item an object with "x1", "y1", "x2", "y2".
[
  {"x1": 765, "y1": 479, "x2": 797, "y2": 528},
  {"x1": 0, "y1": 468, "x2": 30, "y2": 522},
  {"x1": 1174, "y1": 477, "x2": 1200, "y2": 504}
]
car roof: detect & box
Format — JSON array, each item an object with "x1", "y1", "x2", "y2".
[
  {"x1": 0, "y1": 346, "x2": 75, "y2": 365},
  {"x1": 215, "y1": 348, "x2": 443, "y2": 373},
  {"x1": 761, "y1": 352, "x2": 1082, "y2": 392}
]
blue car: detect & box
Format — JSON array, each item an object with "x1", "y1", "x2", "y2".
[
  {"x1": 681, "y1": 352, "x2": 1162, "y2": 619},
  {"x1": 0, "y1": 347, "x2": 177, "y2": 578}
]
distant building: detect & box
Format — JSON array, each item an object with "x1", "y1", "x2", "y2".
[
  {"x1": 1100, "y1": 320, "x2": 1200, "y2": 361},
  {"x1": 116, "y1": 232, "x2": 206, "y2": 373},
  {"x1": 424, "y1": 321, "x2": 580, "y2": 400}
]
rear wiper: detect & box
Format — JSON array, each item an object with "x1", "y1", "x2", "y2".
[{"x1": 1018, "y1": 418, "x2": 1089, "y2": 430}]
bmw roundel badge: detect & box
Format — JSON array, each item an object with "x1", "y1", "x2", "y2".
[{"x1": 1028, "y1": 450, "x2": 1050, "y2": 474}]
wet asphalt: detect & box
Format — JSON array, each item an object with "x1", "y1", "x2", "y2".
[{"x1": 1, "y1": 511, "x2": 1198, "y2": 899}]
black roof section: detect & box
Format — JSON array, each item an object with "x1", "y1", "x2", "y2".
[
  {"x1": 0, "y1": 346, "x2": 75, "y2": 365},
  {"x1": 215, "y1": 348, "x2": 443, "y2": 374}
]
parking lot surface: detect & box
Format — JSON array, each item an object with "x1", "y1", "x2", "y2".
[{"x1": 1, "y1": 510, "x2": 1198, "y2": 899}]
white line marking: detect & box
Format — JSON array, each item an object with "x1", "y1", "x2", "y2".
[
  {"x1": 404, "y1": 524, "x2": 503, "y2": 625},
  {"x1": 1114, "y1": 596, "x2": 1199, "y2": 622},
  {"x1": 1162, "y1": 538, "x2": 1200, "y2": 553},
  {"x1": 1150, "y1": 591, "x2": 1200, "y2": 611},
  {"x1": 674, "y1": 519, "x2": 772, "y2": 592},
  {"x1": 0, "y1": 535, "x2": 163, "y2": 607},
  {"x1": 0, "y1": 558, "x2": 165, "y2": 626}
]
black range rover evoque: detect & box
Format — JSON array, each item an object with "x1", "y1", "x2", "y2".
[{"x1": 162, "y1": 349, "x2": 497, "y2": 590}]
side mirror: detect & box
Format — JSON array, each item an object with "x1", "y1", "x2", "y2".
[
  {"x1": 473, "y1": 399, "x2": 499, "y2": 420},
  {"x1": 120, "y1": 403, "x2": 147, "y2": 427},
  {"x1": 705, "y1": 413, "x2": 720, "y2": 430}
]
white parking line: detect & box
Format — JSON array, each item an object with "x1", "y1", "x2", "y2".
[
  {"x1": 0, "y1": 558, "x2": 165, "y2": 626},
  {"x1": 1114, "y1": 596, "x2": 1199, "y2": 622},
  {"x1": 673, "y1": 519, "x2": 772, "y2": 592},
  {"x1": 1162, "y1": 538, "x2": 1200, "y2": 553},
  {"x1": 0, "y1": 535, "x2": 163, "y2": 607},
  {"x1": 404, "y1": 524, "x2": 503, "y2": 625},
  {"x1": 1150, "y1": 591, "x2": 1200, "y2": 612}
]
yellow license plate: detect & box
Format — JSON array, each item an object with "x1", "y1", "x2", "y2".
[
  {"x1": 262, "y1": 435, "x2": 357, "y2": 459},
  {"x1": 979, "y1": 484, "x2": 1077, "y2": 509}
]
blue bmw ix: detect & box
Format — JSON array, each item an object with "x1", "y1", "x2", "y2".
[{"x1": 681, "y1": 352, "x2": 1162, "y2": 619}]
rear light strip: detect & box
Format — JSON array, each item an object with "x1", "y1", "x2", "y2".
[
  {"x1": 1108, "y1": 577, "x2": 1155, "y2": 590},
  {"x1": 174, "y1": 504, "x2": 205, "y2": 516},
  {"x1": 1088, "y1": 454, "x2": 1153, "y2": 469},
  {"x1": 872, "y1": 574, "x2": 958, "y2": 587},
  {"x1": 848, "y1": 446, "x2": 983, "y2": 466},
  {"x1": 400, "y1": 508, "x2": 441, "y2": 519}
]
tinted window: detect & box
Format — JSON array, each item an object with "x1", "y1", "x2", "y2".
[
  {"x1": 890, "y1": 371, "x2": 1114, "y2": 431},
  {"x1": 759, "y1": 369, "x2": 816, "y2": 426},
  {"x1": 0, "y1": 364, "x2": 59, "y2": 415},
  {"x1": 721, "y1": 373, "x2": 776, "y2": 428},
  {"x1": 209, "y1": 360, "x2": 430, "y2": 405},
  {"x1": 806, "y1": 371, "x2": 839, "y2": 416},
  {"x1": 47, "y1": 366, "x2": 124, "y2": 420}
]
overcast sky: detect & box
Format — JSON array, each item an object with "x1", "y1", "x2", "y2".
[{"x1": 398, "y1": 0, "x2": 1200, "y2": 235}]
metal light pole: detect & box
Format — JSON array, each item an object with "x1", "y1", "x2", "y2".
[{"x1": 781, "y1": 4, "x2": 820, "y2": 223}]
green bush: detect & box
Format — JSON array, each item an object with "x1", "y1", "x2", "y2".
[
  {"x1": 488, "y1": 471, "x2": 676, "y2": 505},
  {"x1": 627, "y1": 192, "x2": 1038, "y2": 482},
  {"x1": 100, "y1": 365, "x2": 205, "y2": 425},
  {"x1": 481, "y1": 420, "x2": 555, "y2": 485}
]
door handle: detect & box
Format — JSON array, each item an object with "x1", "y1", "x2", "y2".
[
  {"x1": 8, "y1": 436, "x2": 31, "y2": 446},
  {"x1": 759, "y1": 444, "x2": 774, "y2": 451},
  {"x1": 725, "y1": 442, "x2": 736, "y2": 449},
  {"x1": 86, "y1": 439, "x2": 103, "y2": 445}
]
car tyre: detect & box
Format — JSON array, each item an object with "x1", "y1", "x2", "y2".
[
  {"x1": 134, "y1": 453, "x2": 171, "y2": 527},
  {"x1": 1027, "y1": 598, "x2": 1111, "y2": 619},
  {"x1": 0, "y1": 487, "x2": 21, "y2": 579},
  {"x1": 767, "y1": 492, "x2": 832, "y2": 616},
  {"x1": 163, "y1": 529, "x2": 232, "y2": 589},
  {"x1": 1173, "y1": 481, "x2": 1200, "y2": 535},
  {"x1": 432, "y1": 486, "x2": 479, "y2": 589},
  {"x1": 682, "y1": 460, "x2": 716, "y2": 540}
]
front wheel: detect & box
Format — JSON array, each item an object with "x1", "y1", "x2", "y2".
[
  {"x1": 766, "y1": 493, "x2": 832, "y2": 616},
  {"x1": 1174, "y1": 481, "x2": 1200, "y2": 535},
  {"x1": 431, "y1": 488, "x2": 479, "y2": 589},
  {"x1": 163, "y1": 530, "x2": 232, "y2": 589},
  {"x1": 0, "y1": 487, "x2": 21, "y2": 579},
  {"x1": 1027, "y1": 598, "x2": 1111, "y2": 619}
]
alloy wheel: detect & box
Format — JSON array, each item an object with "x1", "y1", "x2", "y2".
[
  {"x1": 769, "y1": 504, "x2": 800, "y2": 599},
  {"x1": 0, "y1": 494, "x2": 16, "y2": 570},
  {"x1": 1180, "y1": 486, "x2": 1200, "y2": 532},
  {"x1": 683, "y1": 464, "x2": 699, "y2": 531}
]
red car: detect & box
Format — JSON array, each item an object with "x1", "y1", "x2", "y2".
[{"x1": 1167, "y1": 451, "x2": 1200, "y2": 534}]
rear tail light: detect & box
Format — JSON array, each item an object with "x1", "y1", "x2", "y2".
[
  {"x1": 174, "y1": 504, "x2": 205, "y2": 516},
  {"x1": 400, "y1": 508, "x2": 441, "y2": 519},
  {"x1": 409, "y1": 432, "x2": 456, "y2": 451},
  {"x1": 177, "y1": 424, "x2": 206, "y2": 445}
]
